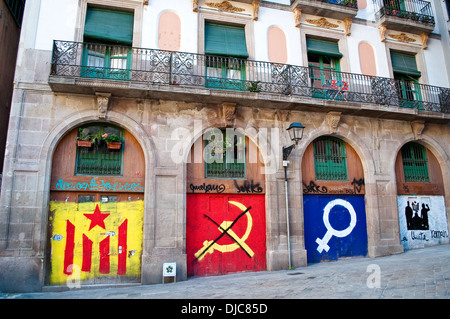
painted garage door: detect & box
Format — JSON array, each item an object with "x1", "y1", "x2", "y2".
[
  {"x1": 186, "y1": 194, "x2": 266, "y2": 277},
  {"x1": 47, "y1": 192, "x2": 143, "y2": 285},
  {"x1": 303, "y1": 195, "x2": 367, "y2": 263}
]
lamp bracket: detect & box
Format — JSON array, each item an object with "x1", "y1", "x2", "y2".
[{"x1": 282, "y1": 144, "x2": 295, "y2": 161}]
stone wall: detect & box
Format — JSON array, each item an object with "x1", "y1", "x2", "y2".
[{"x1": 1, "y1": 80, "x2": 449, "y2": 291}]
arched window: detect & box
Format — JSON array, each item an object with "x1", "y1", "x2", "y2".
[{"x1": 313, "y1": 136, "x2": 348, "y2": 181}]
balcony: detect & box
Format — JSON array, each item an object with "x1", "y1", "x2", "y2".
[
  {"x1": 290, "y1": 0, "x2": 358, "y2": 20},
  {"x1": 49, "y1": 41, "x2": 450, "y2": 122},
  {"x1": 374, "y1": 0, "x2": 435, "y2": 34}
]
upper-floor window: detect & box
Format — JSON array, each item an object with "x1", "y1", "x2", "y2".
[
  {"x1": 76, "y1": 124, "x2": 124, "y2": 176},
  {"x1": 307, "y1": 37, "x2": 343, "y2": 99},
  {"x1": 401, "y1": 142, "x2": 430, "y2": 182},
  {"x1": 313, "y1": 136, "x2": 348, "y2": 181},
  {"x1": 82, "y1": 7, "x2": 134, "y2": 80},
  {"x1": 204, "y1": 23, "x2": 248, "y2": 91},
  {"x1": 390, "y1": 51, "x2": 422, "y2": 108}
]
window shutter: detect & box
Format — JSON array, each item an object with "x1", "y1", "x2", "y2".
[
  {"x1": 313, "y1": 137, "x2": 348, "y2": 181},
  {"x1": 306, "y1": 38, "x2": 343, "y2": 58},
  {"x1": 391, "y1": 51, "x2": 421, "y2": 77},
  {"x1": 401, "y1": 142, "x2": 429, "y2": 182},
  {"x1": 205, "y1": 23, "x2": 249, "y2": 58},
  {"x1": 84, "y1": 7, "x2": 134, "y2": 45}
]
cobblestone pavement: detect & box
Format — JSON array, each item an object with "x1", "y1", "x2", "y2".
[{"x1": 1, "y1": 244, "x2": 449, "y2": 300}]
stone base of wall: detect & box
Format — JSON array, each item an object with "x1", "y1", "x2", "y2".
[
  {"x1": 0, "y1": 257, "x2": 42, "y2": 293},
  {"x1": 368, "y1": 241, "x2": 404, "y2": 258}
]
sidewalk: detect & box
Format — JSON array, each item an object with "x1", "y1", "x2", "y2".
[{"x1": 1, "y1": 244, "x2": 449, "y2": 299}]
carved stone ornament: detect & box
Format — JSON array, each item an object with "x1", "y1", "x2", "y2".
[
  {"x1": 411, "y1": 120, "x2": 425, "y2": 140},
  {"x1": 343, "y1": 18, "x2": 352, "y2": 36},
  {"x1": 252, "y1": 0, "x2": 261, "y2": 21},
  {"x1": 143, "y1": 0, "x2": 148, "y2": 5},
  {"x1": 378, "y1": 24, "x2": 387, "y2": 42},
  {"x1": 205, "y1": 1, "x2": 245, "y2": 13},
  {"x1": 389, "y1": 33, "x2": 416, "y2": 43},
  {"x1": 193, "y1": 0, "x2": 198, "y2": 12},
  {"x1": 293, "y1": 8, "x2": 302, "y2": 28},
  {"x1": 326, "y1": 111, "x2": 341, "y2": 134},
  {"x1": 96, "y1": 93, "x2": 111, "y2": 119},
  {"x1": 420, "y1": 32, "x2": 428, "y2": 49},
  {"x1": 222, "y1": 102, "x2": 237, "y2": 127},
  {"x1": 305, "y1": 17, "x2": 339, "y2": 29}
]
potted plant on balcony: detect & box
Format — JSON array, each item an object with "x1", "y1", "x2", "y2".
[
  {"x1": 421, "y1": 16, "x2": 431, "y2": 24},
  {"x1": 76, "y1": 128, "x2": 93, "y2": 147},
  {"x1": 344, "y1": 0, "x2": 356, "y2": 7},
  {"x1": 410, "y1": 12, "x2": 420, "y2": 21},
  {"x1": 104, "y1": 133, "x2": 123, "y2": 149},
  {"x1": 247, "y1": 81, "x2": 261, "y2": 93}
]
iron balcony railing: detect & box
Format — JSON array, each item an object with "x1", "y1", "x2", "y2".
[
  {"x1": 50, "y1": 41, "x2": 450, "y2": 113},
  {"x1": 374, "y1": 0, "x2": 435, "y2": 25},
  {"x1": 290, "y1": 0, "x2": 358, "y2": 9}
]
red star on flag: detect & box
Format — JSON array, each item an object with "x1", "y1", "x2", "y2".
[{"x1": 84, "y1": 204, "x2": 110, "y2": 230}]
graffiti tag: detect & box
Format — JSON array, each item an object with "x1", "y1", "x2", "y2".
[
  {"x1": 234, "y1": 180, "x2": 263, "y2": 194},
  {"x1": 189, "y1": 183, "x2": 225, "y2": 193},
  {"x1": 351, "y1": 178, "x2": 364, "y2": 194},
  {"x1": 303, "y1": 181, "x2": 328, "y2": 194},
  {"x1": 55, "y1": 179, "x2": 144, "y2": 192},
  {"x1": 431, "y1": 230, "x2": 449, "y2": 239},
  {"x1": 410, "y1": 231, "x2": 429, "y2": 241}
]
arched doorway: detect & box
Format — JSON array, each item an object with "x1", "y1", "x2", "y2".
[
  {"x1": 46, "y1": 123, "x2": 146, "y2": 286},
  {"x1": 302, "y1": 136, "x2": 368, "y2": 263},
  {"x1": 186, "y1": 128, "x2": 267, "y2": 277},
  {"x1": 395, "y1": 141, "x2": 449, "y2": 249}
]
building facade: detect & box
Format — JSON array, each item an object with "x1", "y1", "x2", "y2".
[
  {"x1": 0, "y1": 0, "x2": 449, "y2": 292},
  {"x1": 0, "y1": 0, "x2": 25, "y2": 190}
]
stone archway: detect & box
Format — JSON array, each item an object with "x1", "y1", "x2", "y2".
[
  {"x1": 394, "y1": 139, "x2": 449, "y2": 250},
  {"x1": 301, "y1": 135, "x2": 368, "y2": 263},
  {"x1": 185, "y1": 127, "x2": 267, "y2": 277},
  {"x1": 46, "y1": 121, "x2": 146, "y2": 286}
]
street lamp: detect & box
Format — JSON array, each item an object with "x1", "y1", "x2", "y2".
[
  {"x1": 282, "y1": 122, "x2": 305, "y2": 269},
  {"x1": 283, "y1": 122, "x2": 305, "y2": 161}
]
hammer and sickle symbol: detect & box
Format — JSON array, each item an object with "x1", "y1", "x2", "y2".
[{"x1": 194, "y1": 201, "x2": 254, "y2": 261}]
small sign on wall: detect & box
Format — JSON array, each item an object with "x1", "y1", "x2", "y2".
[{"x1": 163, "y1": 262, "x2": 176, "y2": 283}]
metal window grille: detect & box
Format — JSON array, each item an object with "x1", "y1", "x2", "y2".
[
  {"x1": 313, "y1": 137, "x2": 348, "y2": 181},
  {"x1": 76, "y1": 125, "x2": 123, "y2": 176},
  {"x1": 205, "y1": 131, "x2": 246, "y2": 179},
  {"x1": 401, "y1": 142, "x2": 430, "y2": 182}
]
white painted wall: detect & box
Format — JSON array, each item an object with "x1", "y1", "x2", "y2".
[
  {"x1": 254, "y1": 6, "x2": 302, "y2": 65},
  {"x1": 398, "y1": 195, "x2": 449, "y2": 250},
  {"x1": 35, "y1": 0, "x2": 78, "y2": 51},
  {"x1": 267, "y1": 0, "x2": 292, "y2": 5},
  {"x1": 19, "y1": 0, "x2": 450, "y2": 87},
  {"x1": 142, "y1": 0, "x2": 198, "y2": 53},
  {"x1": 355, "y1": 0, "x2": 376, "y2": 21},
  {"x1": 424, "y1": 37, "x2": 450, "y2": 87},
  {"x1": 346, "y1": 24, "x2": 390, "y2": 78}
]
